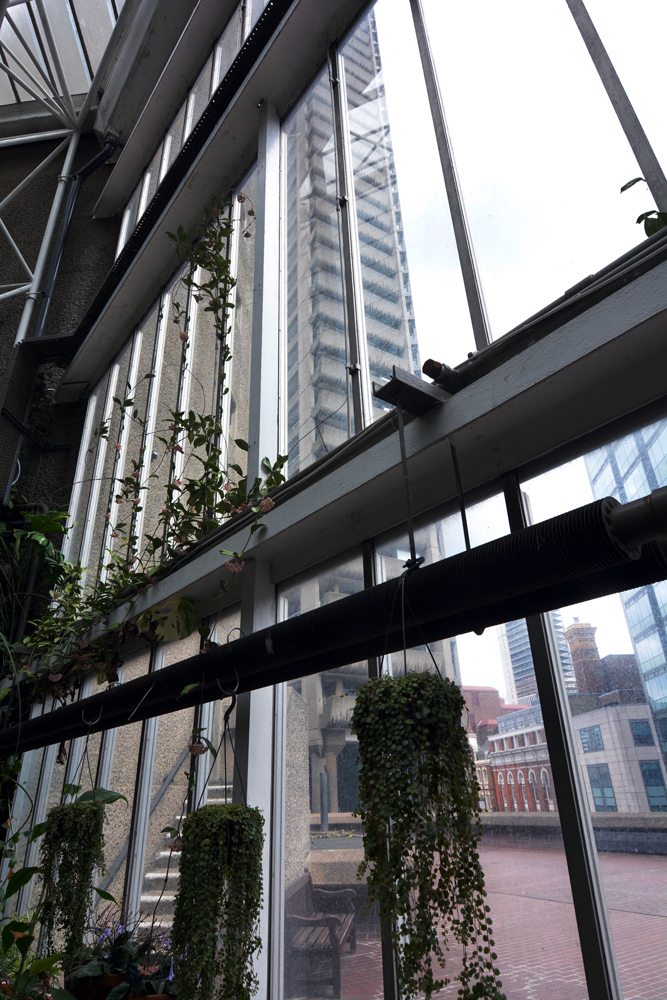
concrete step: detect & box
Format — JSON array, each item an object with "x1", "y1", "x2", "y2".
[{"x1": 144, "y1": 871, "x2": 179, "y2": 881}]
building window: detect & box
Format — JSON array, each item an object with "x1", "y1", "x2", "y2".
[
  {"x1": 497, "y1": 772, "x2": 508, "y2": 812},
  {"x1": 630, "y1": 719, "x2": 655, "y2": 747},
  {"x1": 472, "y1": 691, "x2": 480, "y2": 706},
  {"x1": 528, "y1": 770, "x2": 541, "y2": 811},
  {"x1": 639, "y1": 761, "x2": 667, "y2": 812},
  {"x1": 580, "y1": 725, "x2": 604, "y2": 753},
  {"x1": 587, "y1": 764, "x2": 618, "y2": 812},
  {"x1": 507, "y1": 772, "x2": 518, "y2": 811},
  {"x1": 517, "y1": 771, "x2": 529, "y2": 810},
  {"x1": 541, "y1": 769, "x2": 555, "y2": 811}
]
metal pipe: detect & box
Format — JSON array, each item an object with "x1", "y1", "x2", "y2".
[
  {"x1": 0, "y1": 284, "x2": 29, "y2": 303},
  {"x1": 0, "y1": 135, "x2": 71, "y2": 214},
  {"x1": 30, "y1": 138, "x2": 116, "y2": 341},
  {"x1": 409, "y1": 0, "x2": 490, "y2": 351},
  {"x1": 34, "y1": 0, "x2": 77, "y2": 123},
  {"x1": 4, "y1": 492, "x2": 667, "y2": 757},
  {"x1": 0, "y1": 38, "x2": 68, "y2": 117},
  {"x1": 607, "y1": 485, "x2": 667, "y2": 546},
  {"x1": 0, "y1": 129, "x2": 71, "y2": 148},
  {"x1": 0, "y1": 53, "x2": 72, "y2": 126},
  {"x1": 0, "y1": 218, "x2": 32, "y2": 279},
  {"x1": 14, "y1": 131, "x2": 79, "y2": 346},
  {"x1": 565, "y1": 0, "x2": 667, "y2": 212}
]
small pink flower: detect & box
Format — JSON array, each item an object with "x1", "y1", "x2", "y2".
[
  {"x1": 259, "y1": 497, "x2": 275, "y2": 513},
  {"x1": 173, "y1": 444, "x2": 183, "y2": 453},
  {"x1": 130, "y1": 470, "x2": 140, "y2": 479},
  {"x1": 237, "y1": 193, "x2": 246, "y2": 203},
  {"x1": 173, "y1": 479, "x2": 183, "y2": 487},
  {"x1": 169, "y1": 836, "x2": 182, "y2": 852},
  {"x1": 114, "y1": 443, "x2": 122, "y2": 451},
  {"x1": 138, "y1": 965, "x2": 159, "y2": 976},
  {"x1": 48, "y1": 673, "x2": 62, "y2": 683},
  {"x1": 104, "y1": 512, "x2": 111, "y2": 520},
  {"x1": 225, "y1": 558, "x2": 245, "y2": 573},
  {"x1": 223, "y1": 482, "x2": 233, "y2": 492},
  {"x1": 114, "y1": 496, "x2": 123, "y2": 504},
  {"x1": 161, "y1": 508, "x2": 169, "y2": 513},
  {"x1": 168, "y1": 423, "x2": 178, "y2": 431},
  {"x1": 178, "y1": 330, "x2": 189, "y2": 342},
  {"x1": 127, "y1": 556, "x2": 137, "y2": 565}
]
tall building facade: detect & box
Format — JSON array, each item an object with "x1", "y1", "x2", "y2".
[
  {"x1": 497, "y1": 611, "x2": 576, "y2": 704},
  {"x1": 284, "y1": 11, "x2": 419, "y2": 476},
  {"x1": 585, "y1": 419, "x2": 667, "y2": 761}
]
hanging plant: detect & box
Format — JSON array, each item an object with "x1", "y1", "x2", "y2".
[
  {"x1": 171, "y1": 803, "x2": 264, "y2": 1000},
  {"x1": 39, "y1": 788, "x2": 125, "y2": 971},
  {"x1": 351, "y1": 671, "x2": 505, "y2": 1000}
]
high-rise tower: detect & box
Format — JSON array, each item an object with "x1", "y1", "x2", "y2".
[{"x1": 497, "y1": 611, "x2": 577, "y2": 704}]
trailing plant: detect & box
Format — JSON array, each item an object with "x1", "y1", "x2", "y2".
[
  {"x1": 171, "y1": 804, "x2": 264, "y2": 1000},
  {"x1": 39, "y1": 788, "x2": 126, "y2": 972},
  {"x1": 0, "y1": 194, "x2": 286, "y2": 712},
  {"x1": 351, "y1": 671, "x2": 505, "y2": 1000}
]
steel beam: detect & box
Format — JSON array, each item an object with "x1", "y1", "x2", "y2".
[
  {"x1": 0, "y1": 135, "x2": 71, "y2": 214},
  {"x1": 565, "y1": 0, "x2": 667, "y2": 212}
]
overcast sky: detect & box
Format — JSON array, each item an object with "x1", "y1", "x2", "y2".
[{"x1": 371, "y1": 0, "x2": 660, "y2": 697}]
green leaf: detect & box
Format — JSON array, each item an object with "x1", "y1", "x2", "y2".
[
  {"x1": 106, "y1": 983, "x2": 130, "y2": 1000},
  {"x1": 620, "y1": 176, "x2": 644, "y2": 192},
  {"x1": 180, "y1": 683, "x2": 199, "y2": 697},
  {"x1": 5, "y1": 865, "x2": 41, "y2": 899},
  {"x1": 27, "y1": 954, "x2": 64, "y2": 979},
  {"x1": 201, "y1": 737, "x2": 218, "y2": 759},
  {"x1": 234, "y1": 438, "x2": 249, "y2": 451},
  {"x1": 63, "y1": 783, "x2": 82, "y2": 798},
  {"x1": 93, "y1": 886, "x2": 117, "y2": 902},
  {"x1": 162, "y1": 826, "x2": 179, "y2": 838},
  {"x1": 27, "y1": 822, "x2": 47, "y2": 843},
  {"x1": 78, "y1": 788, "x2": 128, "y2": 806}
]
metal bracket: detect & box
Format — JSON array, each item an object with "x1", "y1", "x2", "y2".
[
  {"x1": 1, "y1": 407, "x2": 70, "y2": 452},
  {"x1": 372, "y1": 365, "x2": 450, "y2": 416}
]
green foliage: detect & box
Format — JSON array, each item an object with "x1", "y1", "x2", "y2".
[
  {"x1": 620, "y1": 177, "x2": 667, "y2": 236},
  {"x1": 39, "y1": 800, "x2": 107, "y2": 969},
  {"x1": 171, "y1": 804, "x2": 264, "y2": 1000},
  {"x1": 351, "y1": 672, "x2": 505, "y2": 1000}
]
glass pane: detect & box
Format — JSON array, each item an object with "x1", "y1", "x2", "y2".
[
  {"x1": 159, "y1": 102, "x2": 187, "y2": 181},
  {"x1": 71, "y1": 0, "x2": 115, "y2": 72},
  {"x1": 68, "y1": 372, "x2": 110, "y2": 565},
  {"x1": 139, "y1": 142, "x2": 163, "y2": 219},
  {"x1": 343, "y1": 0, "x2": 476, "y2": 386},
  {"x1": 211, "y1": 5, "x2": 242, "y2": 90},
  {"x1": 278, "y1": 554, "x2": 368, "y2": 999},
  {"x1": 283, "y1": 66, "x2": 350, "y2": 476},
  {"x1": 36, "y1": 0, "x2": 89, "y2": 94},
  {"x1": 421, "y1": 0, "x2": 648, "y2": 338},
  {"x1": 184, "y1": 55, "x2": 213, "y2": 140},
  {"x1": 0, "y1": 5, "x2": 49, "y2": 104},
  {"x1": 226, "y1": 166, "x2": 256, "y2": 475},
  {"x1": 521, "y1": 423, "x2": 667, "y2": 998}
]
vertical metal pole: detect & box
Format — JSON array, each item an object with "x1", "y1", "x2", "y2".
[
  {"x1": 329, "y1": 45, "x2": 372, "y2": 431},
  {"x1": 269, "y1": 681, "x2": 286, "y2": 1000},
  {"x1": 501, "y1": 471, "x2": 622, "y2": 1000},
  {"x1": 409, "y1": 0, "x2": 490, "y2": 352},
  {"x1": 565, "y1": 0, "x2": 667, "y2": 212},
  {"x1": 247, "y1": 100, "x2": 280, "y2": 484},
  {"x1": 14, "y1": 131, "x2": 79, "y2": 345}
]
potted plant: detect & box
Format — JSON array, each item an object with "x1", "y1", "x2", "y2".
[
  {"x1": 65, "y1": 913, "x2": 175, "y2": 1000},
  {"x1": 170, "y1": 803, "x2": 264, "y2": 1000},
  {"x1": 351, "y1": 671, "x2": 505, "y2": 1000}
]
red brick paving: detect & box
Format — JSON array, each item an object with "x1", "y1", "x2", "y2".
[{"x1": 288, "y1": 846, "x2": 666, "y2": 1000}]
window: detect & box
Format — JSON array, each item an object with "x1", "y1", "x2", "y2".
[
  {"x1": 497, "y1": 772, "x2": 508, "y2": 811},
  {"x1": 507, "y1": 771, "x2": 518, "y2": 811},
  {"x1": 580, "y1": 725, "x2": 604, "y2": 753},
  {"x1": 517, "y1": 771, "x2": 529, "y2": 811},
  {"x1": 630, "y1": 719, "x2": 655, "y2": 747},
  {"x1": 587, "y1": 764, "x2": 618, "y2": 812},
  {"x1": 528, "y1": 770, "x2": 541, "y2": 812},
  {"x1": 472, "y1": 691, "x2": 480, "y2": 706},
  {"x1": 541, "y1": 769, "x2": 555, "y2": 811},
  {"x1": 639, "y1": 761, "x2": 667, "y2": 812}
]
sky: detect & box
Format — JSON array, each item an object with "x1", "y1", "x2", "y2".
[{"x1": 370, "y1": 0, "x2": 662, "y2": 696}]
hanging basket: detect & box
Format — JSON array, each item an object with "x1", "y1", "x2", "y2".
[
  {"x1": 351, "y1": 671, "x2": 505, "y2": 1000},
  {"x1": 171, "y1": 803, "x2": 264, "y2": 1000}
]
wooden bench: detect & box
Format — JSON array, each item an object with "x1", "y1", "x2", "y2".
[{"x1": 285, "y1": 868, "x2": 356, "y2": 999}]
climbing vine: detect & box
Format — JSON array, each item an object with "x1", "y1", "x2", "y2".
[
  {"x1": 351, "y1": 671, "x2": 505, "y2": 1000},
  {"x1": 171, "y1": 803, "x2": 264, "y2": 1000},
  {"x1": 0, "y1": 195, "x2": 286, "y2": 714}
]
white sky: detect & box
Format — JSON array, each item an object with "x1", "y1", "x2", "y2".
[{"x1": 371, "y1": 0, "x2": 659, "y2": 695}]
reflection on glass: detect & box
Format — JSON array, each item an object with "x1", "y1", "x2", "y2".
[
  {"x1": 421, "y1": 0, "x2": 648, "y2": 337},
  {"x1": 278, "y1": 555, "x2": 368, "y2": 999},
  {"x1": 349, "y1": 0, "x2": 476, "y2": 374},
  {"x1": 283, "y1": 67, "x2": 351, "y2": 475},
  {"x1": 184, "y1": 56, "x2": 212, "y2": 140}
]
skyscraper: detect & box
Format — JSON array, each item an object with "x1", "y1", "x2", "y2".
[
  {"x1": 284, "y1": 11, "x2": 418, "y2": 476},
  {"x1": 585, "y1": 418, "x2": 667, "y2": 762},
  {"x1": 497, "y1": 611, "x2": 577, "y2": 705}
]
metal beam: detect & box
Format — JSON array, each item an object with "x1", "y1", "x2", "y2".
[
  {"x1": 0, "y1": 135, "x2": 70, "y2": 214},
  {"x1": 565, "y1": 0, "x2": 667, "y2": 212},
  {"x1": 502, "y1": 471, "x2": 622, "y2": 1000},
  {"x1": 34, "y1": 0, "x2": 77, "y2": 123},
  {"x1": 0, "y1": 128, "x2": 72, "y2": 147},
  {"x1": 0, "y1": 218, "x2": 32, "y2": 279},
  {"x1": 0, "y1": 52, "x2": 73, "y2": 126}
]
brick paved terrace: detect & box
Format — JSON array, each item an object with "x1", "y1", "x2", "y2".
[{"x1": 286, "y1": 846, "x2": 667, "y2": 1000}]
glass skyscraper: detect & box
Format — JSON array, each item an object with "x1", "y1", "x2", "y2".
[
  {"x1": 585, "y1": 418, "x2": 667, "y2": 761},
  {"x1": 498, "y1": 611, "x2": 577, "y2": 705}
]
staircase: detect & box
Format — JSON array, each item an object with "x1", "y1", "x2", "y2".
[{"x1": 139, "y1": 781, "x2": 234, "y2": 930}]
